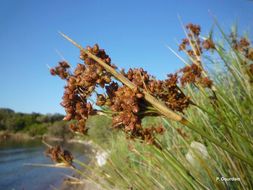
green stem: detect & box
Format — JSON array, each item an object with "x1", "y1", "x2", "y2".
[
  {"x1": 194, "y1": 104, "x2": 253, "y2": 145},
  {"x1": 178, "y1": 118, "x2": 253, "y2": 167}
]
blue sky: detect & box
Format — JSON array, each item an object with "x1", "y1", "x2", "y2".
[{"x1": 0, "y1": 0, "x2": 252, "y2": 114}]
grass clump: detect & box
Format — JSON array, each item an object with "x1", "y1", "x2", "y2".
[{"x1": 49, "y1": 22, "x2": 253, "y2": 189}]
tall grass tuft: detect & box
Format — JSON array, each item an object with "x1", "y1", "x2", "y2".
[{"x1": 49, "y1": 22, "x2": 253, "y2": 190}]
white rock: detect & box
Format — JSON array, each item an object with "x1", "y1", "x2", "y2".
[
  {"x1": 96, "y1": 151, "x2": 109, "y2": 167},
  {"x1": 186, "y1": 141, "x2": 209, "y2": 166}
]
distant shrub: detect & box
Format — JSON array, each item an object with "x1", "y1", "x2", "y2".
[
  {"x1": 24, "y1": 123, "x2": 48, "y2": 136},
  {"x1": 5, "y1": 115, "x2": 26, "y2": 132},
  {"x1": 0, "y1": 108, "x2": 65, "y2": 137},
  {"x1": 48, "y1": 120, "x2": 73, "y2": 139},
  {"x1": 86, "y1": 115, "x2": 115, "y2": 146}
]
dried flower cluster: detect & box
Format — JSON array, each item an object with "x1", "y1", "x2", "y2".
[
  {"x1": 50, "y1": 38, "x2": 196, "y2": 146},
  {"x1": 50, "y1": 24, "x2": 220, "y2": 146},
  {"x1": 102, "y1": 68, "x2": 189, "y2": 144},
  {"x1": 104, "y1": 81, "x2": 166, "y2": 145},
  {"x1": 231, "y1": 36, "x2": 252, "y2": 59},
  {"x1": 51, "y1": 44, "x2": 115, "y2": 134},
  {"x1": 178, "y1": 23, "x2": 214, "y2": 88},
  {"x1": 51, "y1": 44, "x2": 186, "y2": 145},
  {"x1": 50, "y1": 61, "x2": 70, "y2": 79},
  {"x1": 45, "y1": 145, "x2": 73, "y2": 166},
  {"x1": 124, "y1": 68, "x2": 190, "y2": 112},
  {"x1": 202, "y1": 38, "x2": 215, "y2": 50},
  {"x1": 179, "y1": 64, "x2": 213, "y2": 88},
  {"x1": 230, "y1": 34, "x2": 253, "y2": 76}
]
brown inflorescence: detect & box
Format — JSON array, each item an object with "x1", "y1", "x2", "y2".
[
  {"x1": 178, "y1": 23, "x2": 214, "y2": 89},
  {"x1": 162, "y1": 74, "x2": 191, "y2": 112},
  {"x1": 179, "y1": 63, "x2": 213, "y2": 88},
  {"x1": 50, "y1": 43, "x2": 191, "y2": 146},
  {"x1": 104, "y1": 82, "x2": 156, "y2": 144},
  {"x1": 231, "y1": 36, "x2": 253, "y2": 62},
  {"x1": 50, "y1": 61, "x2": 70, "y2": 79},
  {"x1": 231, "y1": 37, "x2": 250, "y2": 52},
  {"x1": 179, "y1": 38, "x2": 189, "y2": 51},
  {"x1": 183, "y1": 23, "x2": 203, "y2": 57},
  {"x1": 179, "y1": 64, "x2": 201, "y2": 86},
  {"x1": 186, "y1": 23, "x2": 201, "y2": 36},
  {"x1": 124, "y1": 68, "x2": 190, "y2": 113},
  {"x1": 202, "y1": 38, "x2": 215, "y2": 50},
  {"x1": 51, "y1": 44, "x2": 114, "y2": 134},
  {"x1": 229, "y1": 34, "x2": 253, "y2": 82},
  {"x1": 178, "y1": 63, "x2": 213, "y2": 89},
  {"x1": 45, "y1": 145, "x2": 73, "y2": 166},
  {"x1": 103, "y1": 68, "x2": 189, "y2": 145}
]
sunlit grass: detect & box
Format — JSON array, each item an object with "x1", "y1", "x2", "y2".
[
  {"x1": 50, "y1": 22, "x2": 253, "y2": 190},
  {"x1": 74, "y1": 24, "x2": 253, "y2": 190}
]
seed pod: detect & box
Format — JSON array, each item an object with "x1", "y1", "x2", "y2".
[
  {"x1": 155, "y1": 126, "x2": 165, "y2": 134},
  {"x1": 85, "y1": 58, "x2": 92, "y2": 65},
  {"x1": 68, "y1": 84, "x2": 76, "y2": 91},
  {"x1": 59, "y1": 61, "x2": 70, "y2": 68},
  {"x1": 248, "y1": 48, "x2": 253, "y2": 61},
  {"x1": 136, "y1": 93, "x2": 143, "y2": 98},
  {"x1": 69, "y1": 77, "x2": 76, "y2": 84},
  {"x1": 202, "y1": 39, "x2": 215, "y2": 50},
  {"x1": 87, "y1": 46, "x2": 92, "y2": 52},
  {"x1": 93, "y1": 44, "x2": 99, "y2": 54},
  {"x1": 50, "y1": 68, "x2": 56, "y2": 75},
  {"x1": 105, "y1": 57, "x2": 111, "y2": 64},
  {"x1": 132, "y1": 105, "x2": 139, "y2": 113},
  {"x1": 104, "y1": 76, "x2": 111, "y2": 83},
  {"x1": 63, "y1": 114, "x2": 72, "y2": 121}
]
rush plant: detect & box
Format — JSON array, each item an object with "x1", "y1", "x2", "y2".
[{"x1": 48, "y1": 22, "x2": 253, "y2": 189}]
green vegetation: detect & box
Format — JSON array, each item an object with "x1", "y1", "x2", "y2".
[
  {"x1": 0, "y1": 108, "x2": 66, "y2": 137},
  {"x1": 86, "y1": 115, "x2": 115, "y2": 146}
]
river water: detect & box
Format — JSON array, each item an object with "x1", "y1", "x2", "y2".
[{"x1": 0, "y1": 139, "x2": 90, "y2": 190}]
